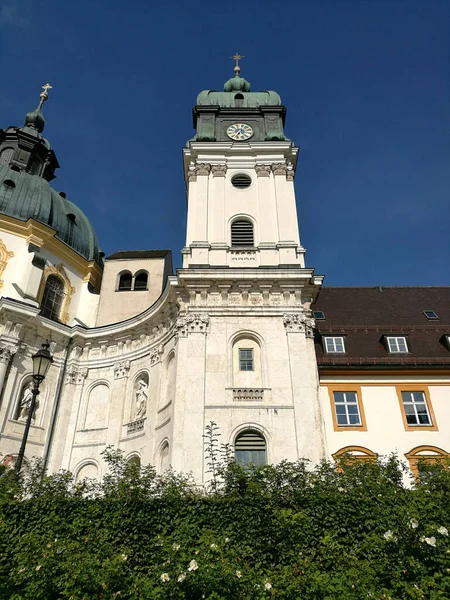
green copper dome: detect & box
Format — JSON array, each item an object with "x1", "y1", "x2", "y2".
[{"x1": 0, "y1": 164, "x2": 102, "y2": 264}]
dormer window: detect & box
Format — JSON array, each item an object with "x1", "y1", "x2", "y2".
[
  {"x1": 323, "y1": 336, "x2": 346, "y2": 353},
  {"x1": 234, "y1": 93, "x2": 244, "y2": 107},
  {"x1": 386, "y1": 336, "x2": 408, "y2": 353}
]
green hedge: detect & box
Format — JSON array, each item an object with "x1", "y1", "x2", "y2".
[{"x1": 0, "y1": 448, "x2": 449, "y2": 599}]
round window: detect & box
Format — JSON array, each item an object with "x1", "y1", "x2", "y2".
[{"x1": 231, "y1": 174, "x2": 252, "y2": 189}]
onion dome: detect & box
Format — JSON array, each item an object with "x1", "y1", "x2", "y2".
[
  {"x1": 0, "y1": 85, "x2": 102, "y2": 265},
  {"x1": 223, "y1": 63, "x2": 251, "y2": 92}
]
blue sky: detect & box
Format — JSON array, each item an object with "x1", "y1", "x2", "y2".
[{"x1": 0, "y1": 0, "x2": 448, "y2": 285}]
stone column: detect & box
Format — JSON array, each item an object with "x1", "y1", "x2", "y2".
[
  {"x1": 0, "y1": 345, "x2": 17, "y2": 398},
  {"x1": 283, "y1": 313, "x2": 326, "y2": 464},
  {"x1": 171, "y1": 313, "x2": 209, "y2": 484},
  {"x1": 106, "y1": 360, "x2": 131, "y2": 448}
]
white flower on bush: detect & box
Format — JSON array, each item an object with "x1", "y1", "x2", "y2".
[
  {"x1": 35, "y1": 565, "x2": 41, "y2": 571},
  {"x1": 437, "y1": 526, "x2": 448, "y2": 536},
  {"x1": 236, "y1": 570, "x2": 242, "y2": 578},
  {"x1": 210, "y1": 543, "x2": 217, "y2": 550},
  {"x1": 383, "y1": 530, "x2": 396, "y2": 541},
  {"x1": 225, "y1": 537, "x2": 230, "y2": 543},
  {"x1": 409, "y1": 518, "x2": 419, "y2": 529},
  {"x1": 121, "y1": 554, "x2": 127, "y2": 561},
  {"x1": 264, "y1": 581, "x2": 272, "y2": 590},
  {"x1": 424, "y1": 536, "x2": 436, "y2": 547},
  {"x1": 177, "y1": 572, "x2": 186, "y2": 583},
  {"x1": 188, "y1": 559, "x2": 198, "y2": 571},
  {"x1": 172, "y1": 543, "x2": 180, "y2": 551}
]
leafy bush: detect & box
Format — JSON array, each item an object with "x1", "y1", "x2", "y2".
[{"x1": 0, "y1": 439, "x2": 448, "y2": 599}]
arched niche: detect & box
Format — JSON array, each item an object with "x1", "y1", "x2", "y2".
[
  {"x1": 127, "y1": 454, "x2": 141, "y2": 469},
  {"x1": 14, "y1": 376, "x2": 45, "y2": 426},
  {"x1": 161, "y1": 352, "x2": 176, "y2": 408},
  {"x1": 75, "y1": 461, "x2": 99, "y2": 483},
  {"x1": 84, "y1": 383, "x2": 110, "y2": 430},
  {"x1": 159, "y1": 440, "x2": 170, "y2": 472},
  {"x1": 231, "y1": 332, "x2": 263, "y2": 388},
  {"x1": 131, "y1": 372, "x2": 149, "y2": 421}
]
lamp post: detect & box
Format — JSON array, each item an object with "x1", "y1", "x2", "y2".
[{"x1": 15, "y1": 343, "x2": 53, "y2": 473}]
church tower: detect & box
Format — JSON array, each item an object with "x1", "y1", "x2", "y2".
[{"x1": 172, "y1": 61, "x2": 326, "y2": 481}]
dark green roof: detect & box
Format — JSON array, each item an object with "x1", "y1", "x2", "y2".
[{"x1": 0, "y1": 164, "x2": 102, "y2": 264}]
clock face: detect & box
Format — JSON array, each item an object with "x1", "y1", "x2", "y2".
[{"x1": 227, "y1": 123, "x2": 254, "y2": 141}]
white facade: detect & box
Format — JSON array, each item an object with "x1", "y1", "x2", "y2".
[{"x1": 0, "y1": 78, "x2": 448, "y2": 484}]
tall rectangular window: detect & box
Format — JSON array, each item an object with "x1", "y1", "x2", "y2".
[
  {"x1": 386, "y1": 336, "x2": 408, "y2": 353},
  {"x1": 333, "y1": 391, "x2": 362, "y2": 426},
  {"x1": 401, "y1": 391, "x2": 432, "y2": 426},
  {"x1": 324, "y1": 336, "x2": 345, "y2": 353},
  {"x1": 239, "y1": 348, "x2": 254, "y2": 371}
]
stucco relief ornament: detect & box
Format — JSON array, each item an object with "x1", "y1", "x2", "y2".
[
  {"x1": 0, "y1": 344, "x2": 17, "y2": 364},
  {"x1": 255, "y1": 164, "x2": 271, "y2": 177},
  {"x1": 283, "y1": 313, "x2": 315, "y2": 338},
  {"x1": 195, "y1": 163, "x2": 212, "y2": 176},
  {"x1": 186, "y1": 163, "x2": 197, "y2": 182},
  {"x1": 286, "y1": 162, "x2": 295, "y2": 181},
  {"x1": 65, "y1": 365, "x2": 88, "y2": 385},
  {"x1": 135, "y1": 379, "x2": 149, "y2": 419},
  {"x1": 211, "y1": 164, "x2": 227, "y2": 177},
  {"x1": 150, "y1": 345, "x2": 164, "y2": 366},
  {"x1": 18, "y1": 382, "x2": 38, "y2": 424},
  {"x1": 272, "y1": 163, "x2": 288, "y2": 176},
  {"x1": 175, "y1": 313, "x2": 210, "y2": 337},
  {"x1": 113, "y1": 360, "x2": 131, "y2": 379}
]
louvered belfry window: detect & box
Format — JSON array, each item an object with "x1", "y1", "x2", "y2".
[
  {"x1": 235, "y1": 430, "x2": 267, "y2": 466},
  {"x1": 231, "y1": 220, "x2": 254, "y2": 247}
]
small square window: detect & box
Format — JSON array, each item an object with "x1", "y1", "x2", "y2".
[
  {"x1": 239, "y1": 348, "x2": 254, "y2": 371},
  {"x1": 386, "y1": 336, "x2": 408, "y2": 353},
  {"x1": 423, "y1": 310, "x2": 439, "y2": 320},
  {"x1": 401, "y1": 391, "x2": 432, "y2": 426},
  {"x1": 313, "y1": 311, "x2": 326, "y2": 320},
  {"x1": 324, "y1": 336, "x2": 345, "y2": 353},
  {"x1": 333, "y1": 391, "x2": 362, "y2": 426}
]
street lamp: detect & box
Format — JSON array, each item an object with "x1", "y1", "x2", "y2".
[{"x1": 15, "y1": 343, "x2": 53, "y2": 473}]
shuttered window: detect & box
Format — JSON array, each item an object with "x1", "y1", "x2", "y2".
[
  {"x1": 235, "y1": 430, "x2": 266, "y2": 466},
  {"x1": 231, "y1": 220, "x2": 254, "y2": 247}
]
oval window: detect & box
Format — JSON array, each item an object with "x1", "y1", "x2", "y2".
[{"x1": 231, "y1": 174, "x2": 252, "y2": 189}]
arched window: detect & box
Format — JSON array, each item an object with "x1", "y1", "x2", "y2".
[
  {"x1": 134, "y1": 271, "x2": 148, "y2": 291},
  {"x1": 75, "y1": 462, "x2": 99, "y2": 483},
  {"x1": 332, "y1": 446, "x2": 377, "y2": 470},
  {"x1": 234, "y1": 93, "x2": 244, "y2": 107},
  {"x1": 235, "y1": 430, "x2": 266, "y2": 466},
  {"x1": 405, "y1": 446, "x2": 450, "y2": 478},
  {"x1": 40, "y1": 275, "x2": 65, "y2": 321},
  {"x1": 0, "y1": 147, "x2": 13, "y2": 166},
  {"x1": 127, "y1": 455, "x2": 141, "y2": 469},
  {"x1": 231, "y1": 219, "x2": 254, "y2": 247},
  {"x1": 118, "y1": 271, "x2": 132, "y2": 291}
]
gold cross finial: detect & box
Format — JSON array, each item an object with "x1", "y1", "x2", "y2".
[
  {"x1": 40, "y1": 83, "x2": 52, "y2": 102},
  {"x1": 231, "y1": 53, "x2": 244, "y2": 74}
]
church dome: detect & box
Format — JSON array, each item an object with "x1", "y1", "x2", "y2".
[
  {"x1": 0, "y1": 164, "x2": 102, "y2": 264},
  {"x1": 223, "y1": 74, "x2": 251, "y2": 92}
]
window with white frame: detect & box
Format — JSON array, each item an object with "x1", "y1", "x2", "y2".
[
  {"x1": 239, "y1": 348, "x2": 254, "y2": 371},
  {"x1": 324, "y1": 336, "x2": 345, "y2": 353},
  {"x1": 333, "y1": 391, "x2": 362, "y2": 426},
  {"x1": 401, "y1": 391, "x2": 432, "y2": 426},
  {"x1": 386, "y1": 336, "x2": 408, "y2": 353}
]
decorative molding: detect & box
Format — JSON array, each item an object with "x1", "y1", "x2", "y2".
[
  {"x1": 255, "y1": 164, "x2": 271, "y2": 177},
  {"x1": 37, "y1": 263, "x2": 76, "y2": 324},
  {"x1": 272, "y1": 163, "x2": 288, "y2": 176},
  {"x1": 126, "y1": 418, "x2": 145, "y2": 435},
  {"x1": 175, "y1": 313, "x2": 209, "y2": 337},
  {"x1": 186, "y1": 163, "x2": 197, "y2": 182},
  {"x1": 150, "y1": 345, "x2": 164, "y2": 366},
  {"x1": 286, "y1": 162, "x2": 295, "y2": 181},
  {"x1": 233, "y1": 388, "x2": 264, "y2": 402},
  {"x1": 0, "y1": 344, "x2": 17, "y2": 364},
  {"x1": 0, "y1": 239, "x2": 14, "y2": 289},
  {"x1": 211, "y1": 164, "x2": 227, "y2": 177},
  {"x1": 283, "y1": 313, "x2": 315, "y2": 337},
  {"x1": 113, "y1": 360, "x2": 131, "y2": 379},
  {"x1": 196, "y1": 163, "x2": 212, "y2": 176},
  {"x1": 65, "y1": 365, "x2": 88, "y2": 385}
]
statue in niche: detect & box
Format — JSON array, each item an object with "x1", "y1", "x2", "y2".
[
  {"x1": 18, "y1": 382, "x2": 38, "y2": 424},
  {"x1": 134, "y1": 379, "x2": 148, "y2": 420}
]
